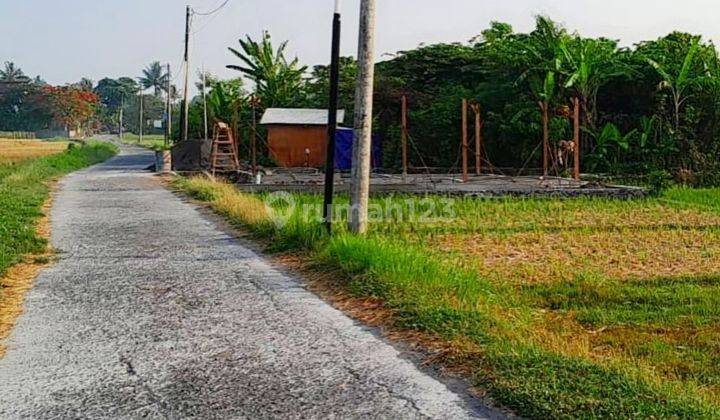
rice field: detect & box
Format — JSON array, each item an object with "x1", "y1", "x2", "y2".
[
  {"x1": 176, "y1": 176, "x2": 720, "y2": 418},
  {"x1": 0, "y1": 139, "x2": 69, "y2": 165}
]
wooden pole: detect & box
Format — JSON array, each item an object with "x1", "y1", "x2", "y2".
[
  {"x1": 473, "y1": 104, "x2": 482, "y2": 176},
  {"x1": 349, "y1": 0, "x2": 376, "y2": 234},
  {"x1": 573, "y1": 97, "x2": 581, "y2": 180},
  {"x1": 401, "y1": 95, "x2": 408, "y2": 178},
  {"x1": 541, "y1": 101, "x2": 549, "y2": 177},
  {"x1": 462, "y1": 99, "x2": 469, "y2": 183}
]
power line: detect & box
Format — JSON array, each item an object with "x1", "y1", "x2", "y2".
[{"x1": 192, "y1": 0, "x2": 231, "y2": 16}]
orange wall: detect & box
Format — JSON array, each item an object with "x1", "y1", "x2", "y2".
[{"x1": 267, "y1": 125, "x2": 328, "y2": 167}]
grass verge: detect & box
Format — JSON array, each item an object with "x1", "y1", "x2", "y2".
[
  {"x1": 0, "y1": 142, "x2": 117, "y2": 354},
  {"x1": 174, "y1": 175, "x2": 720, "y2": 418}
]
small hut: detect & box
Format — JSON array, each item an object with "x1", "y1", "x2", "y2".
[{"x1": 260, "y1": 108, "x2": 345, "y2": 168}]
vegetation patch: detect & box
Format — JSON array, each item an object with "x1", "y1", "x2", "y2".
[
  {"x1": 0, "y1": 142, "x2": 117, "y2": 354},
  {"x1": 174, "y1": 175, "x2": 720, "y2": 418}
]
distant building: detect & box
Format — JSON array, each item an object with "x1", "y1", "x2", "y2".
[{"x1": 260, "y1": 108, "x2": 345, "y2": 168}]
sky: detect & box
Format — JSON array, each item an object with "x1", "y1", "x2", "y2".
[{"x1": 2, "y1": 0, "x2": 720, "y2": 91}]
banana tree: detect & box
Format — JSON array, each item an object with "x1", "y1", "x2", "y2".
[
  {"x1": 227, "y1": 31, "x2": 307, "y2": 108},
  {"x1": 646, "y1": 38, "x2": 704, "y2": 135},
  {"x1": 586, "y1": 122, "x2": 637, "y2": 171},
  {"x1": 561, "y1": 38, "x2": 631, "y2": 131}
]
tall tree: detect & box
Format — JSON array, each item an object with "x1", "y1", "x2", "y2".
[
  {"x1": 139, "y1": 61, "x2": 169, "y2": 96},
  {"x1": 0, "y1": 61, "x2": 30, "y2": 82},
  {"x1": 227, "y1": 31, "x2": 307, "y2": 107}
]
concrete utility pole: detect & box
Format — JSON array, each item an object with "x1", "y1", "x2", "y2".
[
  {"x1": 139, "y1": 91, "x2": 144, "y2": 144},
  {"x1": 182, "y1": 5, "x2": 192, "y2": 142},
  {"x1": 166, "y1": 63, "x2": 172, "y2": 146},
  {"x1": 348, "y1": 0, "x2": 376, "y2": 234},
  {"x1": 119, "y1": 93, "x2": 124, "y2": 140},
  {"x1": 202, "y1": 67, "x2": 209, "y2": 143}
]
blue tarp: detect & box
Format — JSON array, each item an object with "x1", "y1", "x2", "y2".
[{"x1": 334, "y1": 128, "x2": 382, "y2": 170}]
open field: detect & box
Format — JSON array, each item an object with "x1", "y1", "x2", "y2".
[
  {"x1": 0, "y1": 142, "x2": 117, "y2": 351},
  {"x1": 0, "y1": 139, "x2": 69, "y2": 165},
  {"x1": 176, "y1": 176, "x2": 720, "y2": 418}
]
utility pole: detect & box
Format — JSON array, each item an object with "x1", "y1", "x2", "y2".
[
  {"x1": 348, "y1": 0, "x2": 376, "y2": 234},
  {"x1": 401, "y1": 95, "x2": 408, "y2": 178},
  {"x1": 202, "y1": 66, "x2": 209, "y2": 143},
  {"x1": 166, "y1": 63, "x2": 172, "y2": 146},
  {"x1": 139, "y1": 91, "x2": 144, "y2": 144},
  {"x1": 323, "y1": 0, "x2": 343, "y2": 233},
  {"x1": 182, "y1": 5, "x2": 192, "y2": 142},
  {"x1": 119, "y1": 93, "x2": 124, "y2": 141}
]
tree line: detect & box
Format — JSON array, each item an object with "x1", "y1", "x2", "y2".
[{"x1": 5, "y1": 16, "x2": 720, "y2": 184}]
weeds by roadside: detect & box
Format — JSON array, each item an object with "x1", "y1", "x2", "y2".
[{"x1": 174, "y1": 175, "x2": 720, "y2": 418}]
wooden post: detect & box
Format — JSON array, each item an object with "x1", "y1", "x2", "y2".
[
  {"x1": 462, "y1": 99, "x2": 469, "y2": 183},
  {"x1": 348, "y1": 0, "x2": 376, "y2": 234},
  {"x1": 543, "y1": 101, "x2": 549, "y2": 177},
  {"x1": 472, "y1": 104, "x2": 482, "y2": 176},
  {"x1": 401, "y1": 95, "x2": 408, "y2": 177},
  {"x1": 573, "y1": 97, "x2": 581, "y2": 180}
]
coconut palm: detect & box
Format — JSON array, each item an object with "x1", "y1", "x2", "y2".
[
  {"x1": 0, "y1": 61, "x2": 30, "y2": 82},
  {"x1": 227, "y1": 31, "x2": 307, "y2": 107},
  {"x1": 139, "y1": 61, "x2": 169, "y2": 96}
]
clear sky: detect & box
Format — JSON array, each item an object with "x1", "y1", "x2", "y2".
[{"x1": 2, "y1": 0, "x2": 720, "y2": 89}]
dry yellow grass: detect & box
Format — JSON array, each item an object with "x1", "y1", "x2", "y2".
[{"x1": 0, "y1": 139, "x2": 69, "y2": 165}]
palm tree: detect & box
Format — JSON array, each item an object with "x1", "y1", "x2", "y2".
[
  {"x1": 139, "y1": 61, "x2": 168, "y2": 96},
  {"x1": 646, "y1": 37, "x2": 705, "y2": 135},
  {"x1": 0, "y1": 61, "x2": 30, "y2": 82},
  {"x1": 227, "y1": 31, "x2": 307, "y2": 107}
]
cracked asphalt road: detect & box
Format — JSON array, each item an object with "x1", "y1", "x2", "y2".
[{"x1": 0, "y1": 146, "x2": 499, "y2": 419}]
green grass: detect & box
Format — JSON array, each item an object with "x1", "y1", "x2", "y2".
[
  {"x1": 118, "y1": 134, "x2": 166, "y2": 151},
  {"x1": 0, "y1": 142, "x2": 117, "y2": 279},
  {"x1": 175, "y1": 176, "x2": 720, "y2": 418}
]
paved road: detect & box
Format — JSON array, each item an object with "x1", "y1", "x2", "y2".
[{"x1": 0, "y1": 146, "x2": 495, "y2": 419}]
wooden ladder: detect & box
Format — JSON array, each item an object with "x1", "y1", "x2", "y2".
[{"x1": 211, "y1": 122, "x2": 240, "y2": 176}]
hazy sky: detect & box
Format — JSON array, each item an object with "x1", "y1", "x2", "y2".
[{"x1": 2, "y1": 0, "x2": 720, "y2": 90}]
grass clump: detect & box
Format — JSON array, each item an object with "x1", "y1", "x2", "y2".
[{"x1": 174, "y1": 175, "x2": 720, "y2": 418}]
